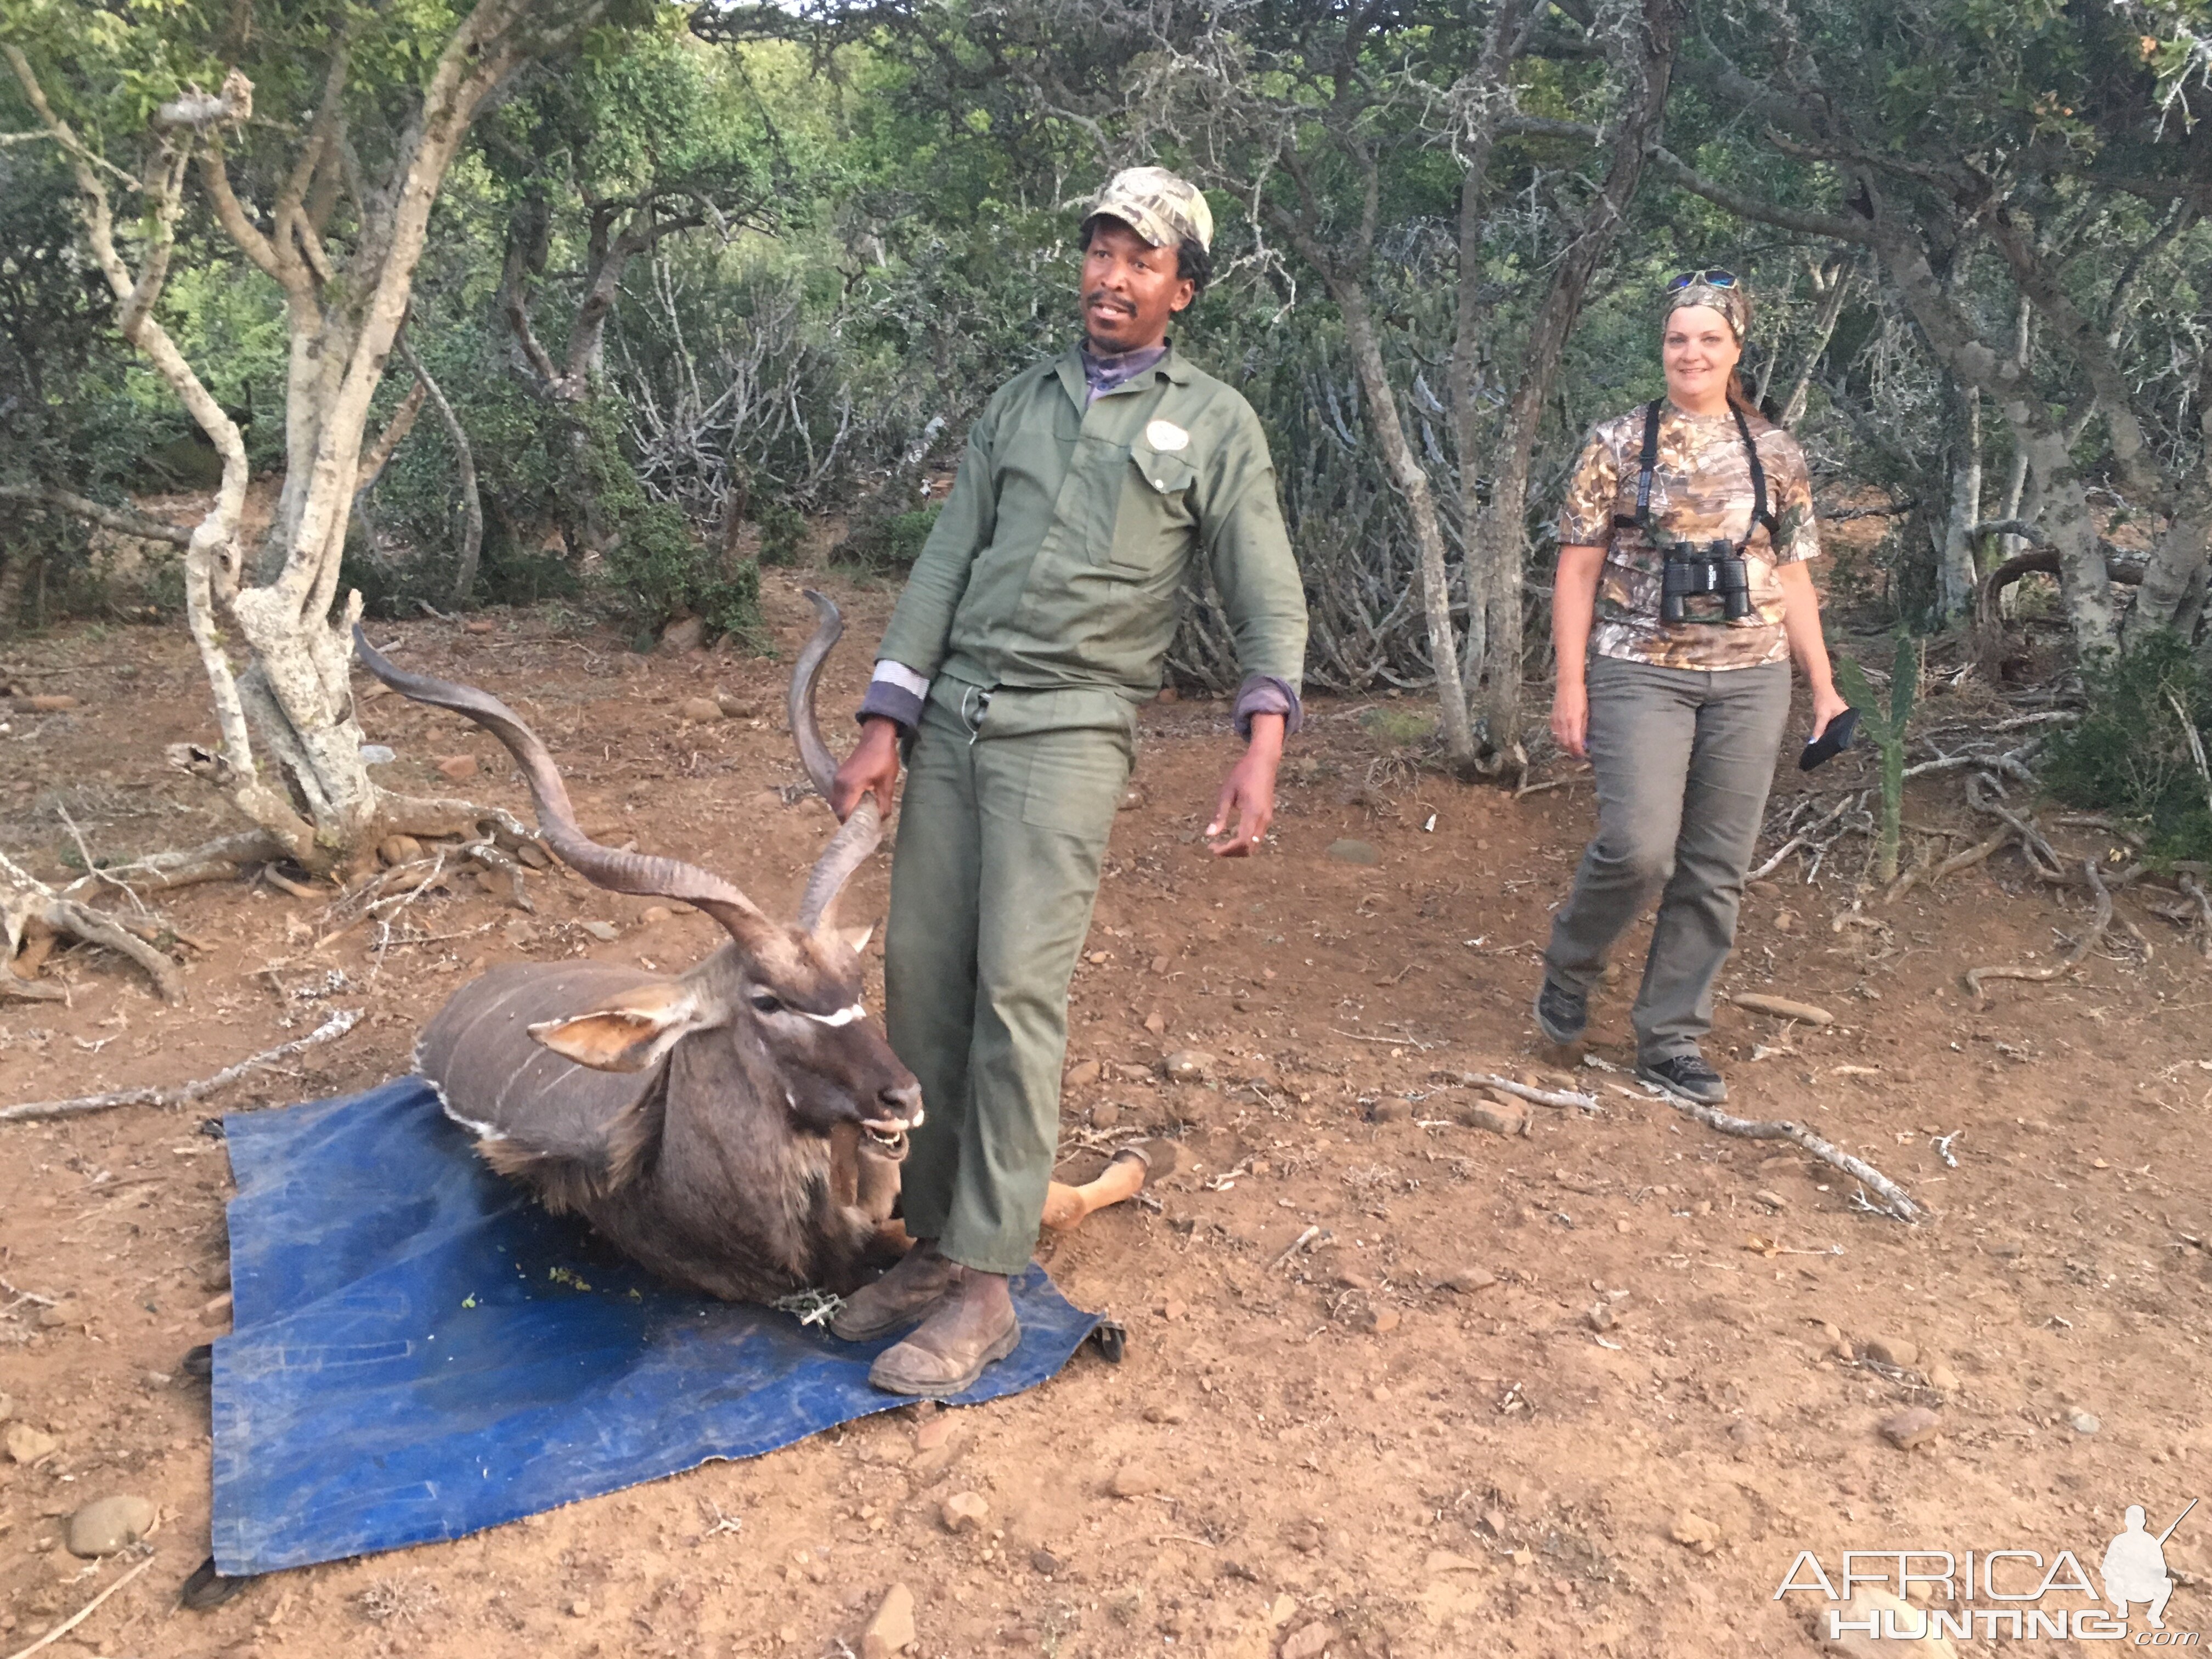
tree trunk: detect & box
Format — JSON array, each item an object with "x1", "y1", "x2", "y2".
[
  {"x1": 1779, "y1": 258, "x2": 1852, "y2": 428},
  {"x1": 1334, "y1": 280, "x2": 1476, "y2": 770},
  {"x1": 396, "y1": 335, "x2": 484, "y2": 606},
  {"x1": 2122, "y1": 355, "x2": 2212, "y2": 651},
  {"x1": 1937, "y1": 380, "x2": 1982, "y2": 625}
]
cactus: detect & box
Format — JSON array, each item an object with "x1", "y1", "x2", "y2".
[{"x1": 1831, "y1": 631, "x2": 1919, "y2": 885}]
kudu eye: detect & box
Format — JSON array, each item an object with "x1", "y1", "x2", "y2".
[{"x1": 748, "y1": 992, "x2": 783, "y2": 1015}]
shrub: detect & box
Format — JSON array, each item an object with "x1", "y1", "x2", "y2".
[
  {"x1": 2042, "y1": 634, "x2": 2212, "y2": 865},
  {"x1": 836, "y1": 501, "x2": 942, "y2": 573},
  {"x1": 755, "y1": 499, "x2": 807, "y2": 567}
]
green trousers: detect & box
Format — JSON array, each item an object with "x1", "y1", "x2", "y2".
[{"x1": 885, "y1": 679, "x2": 1136, "y2": 1275}]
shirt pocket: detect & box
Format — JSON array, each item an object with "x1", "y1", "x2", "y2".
[{"x1": 1107, "y1": 437, "x2": 1198, "y2": 572}]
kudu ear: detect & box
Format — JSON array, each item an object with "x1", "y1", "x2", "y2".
[
  {"x1": 528, "y1": 979, "x2": 720, "y2": 1073},
  {"x1": 832, "y1": 923, "x2": 873, "y2": 957}
]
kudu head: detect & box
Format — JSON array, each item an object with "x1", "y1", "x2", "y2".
[{"x1": 351, "y1": 594, "x2": 921, "y2": 1155}]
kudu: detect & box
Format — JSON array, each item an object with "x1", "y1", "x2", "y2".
[{"x1": 353, "y1": 595, "x2": 1160, "y2": 1308}]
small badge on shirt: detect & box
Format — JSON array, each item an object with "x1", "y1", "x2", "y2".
[{"x1": 1145, "y1": 419, "x2": 1191, "y2": 453}]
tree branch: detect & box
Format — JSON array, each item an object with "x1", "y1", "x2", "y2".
[
  {"x1": 1645, "y1": 145, "x2": 1875, "y2": 245},
  {"x1": 0, "y1": 484, "x2": 192, "y2": 547}
]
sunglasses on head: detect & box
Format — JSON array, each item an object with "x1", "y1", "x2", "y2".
[{"x1": 1668, "y1": 269, "x2": 1739, "y2": 291}]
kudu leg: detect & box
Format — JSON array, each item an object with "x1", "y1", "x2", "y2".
[{"x1": 1041, "y1": 1141, "x2": 1178, "y2": 1232}]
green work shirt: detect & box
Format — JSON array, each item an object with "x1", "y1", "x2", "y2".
[{"x1": 874, "y1": 344, "x2": 1307, "y2": 701}]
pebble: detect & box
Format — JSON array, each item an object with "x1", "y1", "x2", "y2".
[
  {"x1": 1881, "y1": 1406, "x2": 1941, "y2": 1450},
  {"x1": 64, "y1": 1494, "x2": 155, "y2": 1559},
  {"x1": 1668, "y1": 1510, "x2": 1719, "y2": 1554},
  {"x1": 1370, "y1": 1098, "x2": 1412, "y2": 1124},
  {"x1": 1064, "y1": 1059, "x2": 1102, "y2": 1090},
  {"x1": 1143, "y1": 1012, "x2": 1166, "y2": 1036},
  {"x1": 1927, "y1": 1364, "x2": 1961, "y2": 1394},
  {"x1": 1865, "y1": 1336, "x2": 1918, "y2": 1368},
  {"x1": 1090, "y1": 1102, "x2": 1122, "y2": 1130},
  {"x1": 4, "y1": 1422, "x2": 58, "y2": 1464},
  {"x1": 1585, "y1": 1301, "x2": 1616, "y2": 1333},
  {"x1": 861, "y1": 1583, "x2": 917, "y2": 1659},
  {"x1": 2069, "y1": 1410, "x2": 2101, "y2": 1435},
  {"x1": 677, "y1": 697, "x2": 724, "y2": 724},
  {"x1": 641, "y1": 906, "x2": 673, "y2": 924},
  {"x1": 1108, "y1": 1463, "x2": 1159, "y2": 1498},
  {"x1": 1728, "y1": 1421, "x2": 1760, "y2": 1448},
  {"x1": 1161, "y1": 1300, "x2": 1188, "y2": 1322},
  {"x1": 1359, "y1": 1305, "x2": 1401, "y2": 1336},
  {"x1": 436, "y1": 754, "x2": 478, "y2": 781},
  {"x1": 569, "y1": 1598, "x2": 591, "y2": 1617},
  {"x1": 1119, "y1": 783, "x2": 1147, "y2": 811},
  {"x1": 580, "y1": 920, "x2": 620, "y2": 943},
  {"x1": 661, "y1": 617, "x2": 707, "y2": 654},
  {"x1": 1282, "y1": 1624, "x2": 1335, "y2": 1659},
  {"x1": 1752, "y1": 1188, "x2": 1788, "y2": 1210},
  {"x1": 1324, "y1": 838, "x2": 1381, "y2": 866},
  {"x1": 914, "y1": 1415, "x2": 953, "y2": 1453},
  {"x1": 1030, "y1": 1548, "x2": 1060, "y2": 1576},
  {"x1": 1440, "y1": 1267, "x2": 1497, "y2": 1293},
  {"x1": 712, "y1": 690, "x2": 758, "y2": 719},
  {"x1": 1158, "y1": 1049, "x2": 1215, "y2": 1082},
  {"x1": 1773, "y1": 909, "x2": 1799, "y2": 933},
  {"x1": 463, "y1": 619, "x2": 495, "y2": 635},
  {"x1": 1464, "y1": 1098, "x2": 1528, "y2": 1137},
  {"x1": 1150, "y1": 954, "x2": 1172, "y2": 974},
  {"x1": 24, "y1": 695, "x2": 78, "y2": 712},
  {"x1": 941, "y1": 1492, "x2": 989, "y2": 1533},
  {"x1": 377, "y1": 834, "x2": 423, "y2": 866},
  {"x1": 1142, "y1": 1400, "x2": 1189, "y2": 1425}
]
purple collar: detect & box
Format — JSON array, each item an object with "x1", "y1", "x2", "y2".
[{"x1": 1080, "y1": 340, "x2": 1170, "y2": 402}]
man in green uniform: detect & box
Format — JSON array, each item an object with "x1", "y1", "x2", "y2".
[{"x1": 827, "y1": 167, "x2": 1308, "y2": 1393}]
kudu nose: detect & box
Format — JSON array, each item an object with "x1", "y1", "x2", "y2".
[{"x1": 878, "y1": 1081, "x2": 923, "y2": 1129}]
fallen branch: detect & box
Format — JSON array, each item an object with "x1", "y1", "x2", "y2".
[
  {"x1": 1729, "y1": 992, "x2": 1834, "y2": 1026},
  {"x1": 1, "y1": 849, "x2": 183, "y2": 1003},
  {"x1": 1, "y1": 1550, "x2": 157, "y2": 1659},
  {"x1": 1749, "y1": 793, "x2": 1860, "y2": 882},
  {"x1": 1632, "y1": 1080, "x2": 1922, "y2": 1222},
  {"x1": 1965, "y1": 859, "x2": 2113, "y2": 1001},
  {"x1": 0, "y1": 481, "x2": 193, "y2": 548},
  {"x1": 0, "y1": 1007, "x2": 359, "y2": 1123},
  {"x1": 1439, "y1": 1070, "x2": 1602, "y2": 1112}
]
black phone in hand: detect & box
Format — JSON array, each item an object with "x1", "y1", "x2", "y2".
[{"x1": 1798, "y1": 706, "x2": 1858, "y2": 771}]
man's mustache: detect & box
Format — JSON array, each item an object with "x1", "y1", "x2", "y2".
[{"x1": 1084, "y1": 290, "x2": 1135, "y2": 317}]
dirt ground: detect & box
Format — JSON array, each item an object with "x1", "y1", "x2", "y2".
[{"x1": 3, "y1": 571, "x2": 2210, "y2": 1659}]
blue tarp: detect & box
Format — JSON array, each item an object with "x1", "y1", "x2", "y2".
[{"x1": 209, "y1": 1076, "x2": 1101, "y2": 1577}]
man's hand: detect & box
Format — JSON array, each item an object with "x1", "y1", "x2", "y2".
[
  {"x1": 832, "y1": 717, "x2": 902, "y2": 821},
  {"x1": 1808, "y1": 682, "x2": 1850, "y2": 742},
  {"x1": 1551, "y1": 678, "x2": 1589, "y2": 760},
  {"x1": 1206, "y1": 713, "x2": 1285, "y2": 857}
]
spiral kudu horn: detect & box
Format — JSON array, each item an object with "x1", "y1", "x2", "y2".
[
  {"x1": 351, "y1": 625, "x2": 777, "y2": 947},
  {"x1": 787, "y1": 591, "x2": 884, "y2": 932}
]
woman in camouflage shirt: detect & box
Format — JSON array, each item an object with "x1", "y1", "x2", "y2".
[{"x1": 1532, "y1": 274, "x2": 1849, "y2": 1104}]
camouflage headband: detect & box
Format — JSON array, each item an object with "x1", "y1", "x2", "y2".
[{"x1": 1665, "y1": 278, "x2": 1751, "y2": 342}]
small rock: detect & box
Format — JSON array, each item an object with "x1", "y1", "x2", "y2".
[
  {"x1": 1585, "y1": 1301, "x2": 1616, "y2": 1333},
  {"x1": 1090, "y1": 1102, "x2": 1122, "y2": 1130},
  {"x1": 202, "y1": 1291, "x2": 233, "y2": 1320},
  {"x1": 712, "y1": 690, "x2": 758, "y2": 719},
  {"x1": 64, "y1": 1495, "x2": 155, "y2": 1559},
  {"x1": 377, "y1": 834, "x2": 423, "y2": 866},
  {"x1": 914, "y1": 1414, "x2": 954, "y2": 1453},
  {"x1": 641, "y1": 906, "x2": 673, "y2": 925},
  {"x1": 678, "y1": 696, "x2": 724, "y2": 724},
  {"x1": 4, "y1": 1422, "x2": 58, "y2": 1464},
  {"x1": 861, "y1": 1582, "x2": 917, "y2": 1659},
  {"x1": 1150, "y1": 954, "x2": 1172, "y2": 974},
  {"x1": 1927, "y1": 1364, "x2": 1961, "y2": 1395},
  {"x1": 1747, "y1": 879, "x2": 1781, "y2": 900},
  {"x1": 1881, "y1": 1406, "x2": 1940, "y2": 1450},
  {"x1": 2069, "y1": 1409, "x2": 2101, "y2": 1435},
  {"x1": 580, "y1": 919, "x2": 619, "y2": 943},
  {"x1": 1155, "y1": 686, "x2": 1180, "y2": 704},
  {"x1": 1464, "y1": 1099, "x2": 1529, "y2": 1137},
  {"x1": 1360, "y1": 1305, "x2": 1401, "y2": 1336},
  {"x1": 1668, "y1": 1510, "x2": 1720, "y2": 1553},
  {"x1": 1159, "y1": 1049, "x2": 1216, "y2": 1082},
  {"x1": 1142, "y1": 1400, "x2": 1189, "y2": 1425},
  {"x1": 941, "y1": 1492, "x2": 989, "y2": 1533},
  {"x1": 1030, "y1": 1548, "x2": 1060, "y2": 1576},
  {"x1": 1865, "y1": 1336, "x2": 1918, "y2": 1368},
  {"x1": 1752, "y1": 1188, "x2": 1788, "y2": 1210},
  {"x1": 1325, "y1": 838, "x2": 1382, "y2": 866},
  {"x1": 512, "y1": 840, "x2": 551, "y2": 869},
  {"x1": 661, "y1": 616, "x2": 707, "y2": 654},
  {"x1": 1143, "y1": 1011, "x2": 1166, "y2": 1036},
  {"x1": 436, "y1": 754, "x2": 478, "y2": 782},
  {"x1": 1282, "y1": 1624, "x2": 1336, "y2": 1659},
  {"x1": 1161, "y1": 1300, "x2": 1188, "y2": 1322},
  {"x1": 569, "y1": 1598, "x2": 591, "y2": 1618},
  {"x1": 1728, "y1": 1421, "x2": 1760, "y2": 1448},
  {"x1": 1370, "y1": 1098, "x2": 1412, "y2": 1124},
  {"x1": 1267, "y1": 1595, "x2": 1298, "y2": 1628},
  {"x1": 1440, "y1": 1267, "x2": 1496, "y2": 1293},
  {"x1": 1065, "y1": 1059, "x2": 1102, "y2": 1090},
  {"x1": 463, "y1": 619, "x2": 495, "y2": 635},
  {"x1": 1108, "y1": 1463, "x2": 1159, "y2": 1498},
  {"x1": 1773, "y1": 909, "x2": 1799, "y2": 933},
  {"x1": 1119, "y1": 783, "x2": 1147, "y2": 812},
  {"x1": 25, "y1": 695, "x2": 78, "y2": 712}
]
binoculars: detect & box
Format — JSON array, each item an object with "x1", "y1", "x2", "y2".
[{"x1": 1659, "y1": 539, "x2": 1752, "y2": 624}]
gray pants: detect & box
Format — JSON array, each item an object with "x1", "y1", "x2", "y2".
[{"x1": 1544, "y1": 656, "x2": 1791, "y2": 1062}]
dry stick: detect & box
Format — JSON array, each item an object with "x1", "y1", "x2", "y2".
[
  {"x1": 1443, "y1": 1070, "x2": 1602, "y2": 1113},
  {"x1": 1633, "y1": 1079, "x2": 1922, "y2": 1222},
  {"x1": 1965, "y1": 860, "x2": 2114, "y2": 1001},
  {"x1": 2, "y1": 1551, "x2": 157, "y2": 1659},
  {"x1": 0, "y1": 1007, "x2": 360, "y2": 1123},
  {"x1": 1748, "y1": 793, "x2": 1858, "y2": 882}
]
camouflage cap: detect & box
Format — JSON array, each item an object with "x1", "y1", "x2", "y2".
[
  {"x1": 1664, "y1": 275, "x2": 1752, "y2": 342},
  {"x1": 1090, "y1": 166, "x2": 1214, "y2": 254}
]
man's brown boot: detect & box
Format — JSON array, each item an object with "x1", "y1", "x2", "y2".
[
  {"x1": 830, "y1": 1240, "x2": 962, "y2": 1342},
  {"x1": 867, "y1": 1272, "x2": 1020, "y2": 1396}
]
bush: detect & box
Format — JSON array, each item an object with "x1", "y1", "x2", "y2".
[
  {"x1": 601, "y1": 501, "x2": 761, "y2": 642},
  {"x1": 755, "y1": 499, "x2": 807, "y2": 567},
  {"x1": 2041, "y1": 634, "x2": 2212, "y2": 865},
  {"x1": 836, "y1": 501, "x2": 941, "y2": 573}
]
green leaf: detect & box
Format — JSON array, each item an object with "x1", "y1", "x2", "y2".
[{"x1": 1888, "y1": 632, "x2": 1917, "y2": 731}]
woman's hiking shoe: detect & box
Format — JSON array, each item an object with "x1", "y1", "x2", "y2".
[
  {"x1": 1638, "y1": 1053, "x2": 1727, "y2": 1104},
  {"x1": 1533, "y1": 978, "x2": 1588, "y2": 1045}
]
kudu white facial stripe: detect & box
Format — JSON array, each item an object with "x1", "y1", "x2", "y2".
[{"x1": 796, "y1": 1002, "x2": 867, "y2": 1028}]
